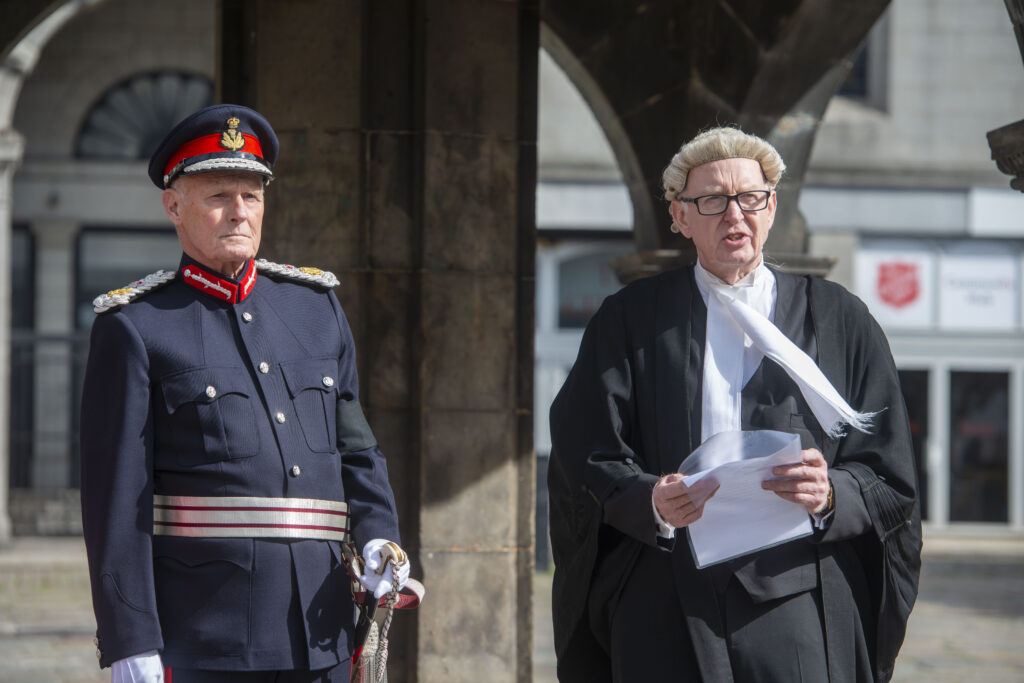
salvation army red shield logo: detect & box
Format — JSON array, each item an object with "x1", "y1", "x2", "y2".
[{"x1": 877, "y1": 262, "x2": 919, "y2": 308}]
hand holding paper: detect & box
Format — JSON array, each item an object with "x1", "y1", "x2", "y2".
[
  {"x1": 761, "y1": 447, "x2": 831, "y2": 514},
  {"x1": 679, "y1": 430, "x2": 814, "y2": 568},
  {"x1": 653, "y1": 473, "x2": 720, "y2": 528}
]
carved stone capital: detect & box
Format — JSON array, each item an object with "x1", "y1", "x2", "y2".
[{"x1": 987, "y1": 118, "x2": 1024, "y2": 192}]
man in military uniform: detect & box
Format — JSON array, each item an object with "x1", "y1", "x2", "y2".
[{"x1": 80, "y1": 104, "x2": 410, "y2": 682}]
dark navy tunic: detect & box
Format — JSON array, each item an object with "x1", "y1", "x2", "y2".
[{"x1": 80, "y1": 255, "x2": 401, "y2": 671}]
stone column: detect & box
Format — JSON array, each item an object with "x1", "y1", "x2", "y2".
[
  {"x1": 220, "y1": 2, "x2": 538, "y2": 680},
  {"x1": 0, "y1": 128, "x2": 23, "y2": 544}
]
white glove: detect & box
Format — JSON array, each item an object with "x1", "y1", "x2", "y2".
[
  {"x1": 359, "y1": 538, "x2": 411, "y2": 600},
  {"x1": 111, "y1": 650, "x2": 164, "y2": 683}
]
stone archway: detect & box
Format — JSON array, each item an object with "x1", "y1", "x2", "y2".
[
  {"x1": 0, "y1": 0, "x2": 106, "y2": 545},
  {"x1": 539, "y1": 0, "x2": 891, "y2": 281}
]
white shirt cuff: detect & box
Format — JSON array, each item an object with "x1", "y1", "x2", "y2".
[
  {"x1": 111, "y1": 650, "x2": 164, "y2": 683},
  {"x1": 811, "y1": 506, "x2": 835, "y2": 530},
  {"x1": 652, "y1": 492, "x2": 676, "y2": 539}
]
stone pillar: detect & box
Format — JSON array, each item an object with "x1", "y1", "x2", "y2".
[
  {"x1": 220, "y1": 2, "x2": 538, "y2": 680},
  {"x1": 0, "y1": 128, "x2": 23, "y2": 544}
]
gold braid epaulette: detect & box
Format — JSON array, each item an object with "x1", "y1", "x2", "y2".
[
  {"x1": 93, "y1": 270, "x2": 177, "y2": 313},
  {"x1": 255, "y1": 259, "x2": 339, "y2": 289}
]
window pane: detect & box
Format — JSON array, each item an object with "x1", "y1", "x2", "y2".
[
  {"x1": 949, "y1": 371, "x2": 1009, "y2": 522},
  {"x1": 11, "y1": 225, "x2": 34, "y2": 329},
  {"x1": 898, "y1": 369, "x2": 929, "y2": 521},
  {"x1": 557, "y1": 249, "x2": 628, "y2": 328},
  {"x1": 76, "y1": 229, "x2": 181, "y2": 329},
  {"x1": 9, "y1": 225, "x2": 34, "y2": 487},
  {"x1": 838, "y1": 43, "x2": 868, "y2": 98}
]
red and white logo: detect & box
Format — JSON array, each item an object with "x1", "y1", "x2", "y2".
[{"x1": 877, "y1": 262, "x2": 919, "y2": 309}]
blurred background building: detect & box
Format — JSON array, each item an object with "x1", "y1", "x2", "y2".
[
  {"x1": 533, "y1": 0, "x2": 1024, "y2": 568},
  {"x1": 2, "y1": 0, "x2": 1024, "y2": 547}
]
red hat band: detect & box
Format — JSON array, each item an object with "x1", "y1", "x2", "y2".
[{"x1": 162, "y1": 133, "x2": 266, "y2": 180}]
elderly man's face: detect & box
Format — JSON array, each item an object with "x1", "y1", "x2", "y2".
[
  {"x1": 162, "y1": 172, "x2": 265, "y2": 278},
  {"x1": 669, "y1": 158, "x2": 776, "y2": 284}
]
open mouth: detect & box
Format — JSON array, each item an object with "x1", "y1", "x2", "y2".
[{"x1": 724, "y1": 233, "x2": 748, "y2": 244}]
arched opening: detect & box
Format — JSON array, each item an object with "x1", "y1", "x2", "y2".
[{"x1": 4, "y1": 0, "x2": 216, "y2": 537}]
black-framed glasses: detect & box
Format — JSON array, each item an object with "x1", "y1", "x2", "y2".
[{"x1": 679, "y1": 190, "x2": 772, "y2": 216}]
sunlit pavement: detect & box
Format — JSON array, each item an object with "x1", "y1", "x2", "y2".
[
  {"x1": 1, "y1": 533, "x2": 1021, "y2": 682},
  {"x1": 533, "y1": 531, "x2": 1024, "y2": 683}
]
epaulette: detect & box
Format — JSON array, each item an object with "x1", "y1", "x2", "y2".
[
  {"x1": 93, "y1": 270, "x2": 177, "y2": 314},
  {"x1": 255, "y1": 259, "x2": 339, "y2": 289}
]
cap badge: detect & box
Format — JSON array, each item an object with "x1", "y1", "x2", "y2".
[{"x1": 220, "y1": 117, "x2": 246, "y2": 152}]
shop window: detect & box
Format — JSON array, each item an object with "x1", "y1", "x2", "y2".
[
  {"x1": 948, "y1": 371, "x2": 1008, "y2": 522},
  {"x1": 557, "y1": 248, "x2": 629, "y2": 328},
  {"x1": 75, "y1": 228, "x2": 181, "y2": 329}
]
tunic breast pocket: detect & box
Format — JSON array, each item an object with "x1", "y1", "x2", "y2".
[
  {"x1": 280, "y1": 357, "x2": 338, "y2": 453},
  {"x1": 158, "y1": 366, "x2": 260, "y2": 466}
]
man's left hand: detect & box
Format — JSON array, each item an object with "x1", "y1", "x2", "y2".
[
  {"x1": 359, "y1": 539, "x2": 411, "y2": 600},
  {"x1": 761, "y1": 448, "x2": 831, "y2": 514}
]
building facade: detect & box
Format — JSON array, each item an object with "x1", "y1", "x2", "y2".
[
  {"x1": 535, "y1": 0, "x2": 1024, "y2": 542},
  {"x1": 4, "y1": 0, "x2": 1024, "y2": 539}
]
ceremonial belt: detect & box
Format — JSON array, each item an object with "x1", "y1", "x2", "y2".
[{"x1": 153, "y1": 495, "x2": 349, "y2": 541}]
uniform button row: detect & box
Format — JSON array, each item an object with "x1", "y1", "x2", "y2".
[
  {"x1": 259, "y1": 362, "x2": 270, "y2": 374},
  {"x1": 242, "y1": 312, "x2": 253, "y2": 323},
  {"x1": 275, "y1": 412, "x2": 287, "y2": 424},
  {"x1": 290, "y1": 465, "x2": 301, "y2": 477}
]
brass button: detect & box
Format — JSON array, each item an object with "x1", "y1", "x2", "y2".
[
  {"x1": 290, "y1": 465, "x2": 301, "y2": 477},
  {"x1": 205, "y1": 385, "x2": 216, "y2": 398},
  {"x1": 258, "y1": 362, "x2": 270, "y2": 374},
  {"x1": 242, "y1": 312, "x2": 253, "y2": 322},
  {"x1": 322, "y1": 376, "x2": 334, "y2": 387}
]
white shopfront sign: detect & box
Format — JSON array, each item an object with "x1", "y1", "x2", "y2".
[
  {"x1": 938, "y1": 249, "x2": 1019, "y2": 330},
  {"x1": 854, "y1": 243, "x2": 936, "y2": 328},
  {"x1": 854, "y1": 241, "x2": 1021, "y2": 331}
]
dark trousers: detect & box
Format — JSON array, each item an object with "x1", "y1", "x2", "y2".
[
  {"x1": 597, "y1": 545, "x2": 828, "y2": 683},
  {"x1": 167, "y1": 660, "x2": 349, "y2": 683}
]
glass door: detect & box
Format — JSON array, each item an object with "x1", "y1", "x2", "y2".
[
  {"x1": 948, "y1": 371, "x2": 1009, "y2": 522},
  {"x1": 898, "y1": 369, "x2": 929, "y2": 521}
]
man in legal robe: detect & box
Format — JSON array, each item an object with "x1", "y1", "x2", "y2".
[{"x1": 548, "y1": 126, "x2": 921, "y2": 683}]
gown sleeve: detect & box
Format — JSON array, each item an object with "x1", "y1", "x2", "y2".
[{"x1": 548, "y1": 293, "x2": 664, "y2": 557}]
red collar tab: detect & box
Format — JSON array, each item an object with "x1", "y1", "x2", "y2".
[{"x1": 181, "y1": 259, "x2": 258, "y2": 304}]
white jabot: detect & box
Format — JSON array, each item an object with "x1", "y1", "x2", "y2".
[{"x1": 693, "y1": 261, "x2": 876, "y2": 441}]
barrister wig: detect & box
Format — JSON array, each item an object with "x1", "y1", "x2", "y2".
[{"x1": 662, "y1": 126, "x2": 787, "y2": 201}]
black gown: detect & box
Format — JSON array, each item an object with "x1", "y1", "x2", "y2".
[{"x1": 548, "y1": 265, "x2": 921, "y2": 683}]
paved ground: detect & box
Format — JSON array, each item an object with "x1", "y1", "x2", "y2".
[
  {"x1": 533, "y1": 531, "x2": 1024, "y2": 683},
  {"x1": 0, "y1": 532, "x2": 1021, "y2": 682}
]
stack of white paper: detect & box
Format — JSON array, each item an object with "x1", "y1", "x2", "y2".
[{"x1": 679, "y1": 430, "x2": 812, "y2": 569}]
